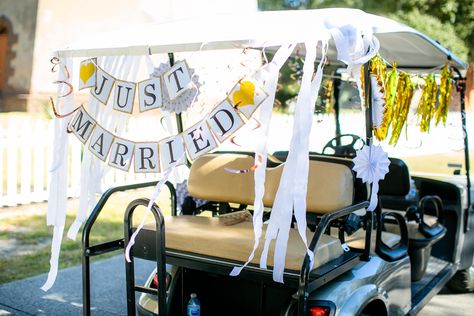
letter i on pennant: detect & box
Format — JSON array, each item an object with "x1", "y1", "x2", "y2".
[{"x1": 159, "y1": 135, "x2": 185, "y2": 170}]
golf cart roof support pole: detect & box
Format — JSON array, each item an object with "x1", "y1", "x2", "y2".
[
  {"x1": 363, "y1": 62, "x2": 373, "y2": 143},
  {"x1": 168, "y1": 52, "x2": 191, "y2": 167},
  {"x1": 333, "y1": 77, "x2": 342, "y2": 146},
  {"x1": 452, "y1": 66, "x2": 472, "y2": 231}
]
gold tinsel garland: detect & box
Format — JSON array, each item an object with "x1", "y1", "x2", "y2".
[
  {"x1": 416, "y1": 73, "x2": 437, "y2": 132},
  {"x1": 365, "y1": 54, "x2": 453, "y2": 145},
  {"x1": 389, "y1": 72, "x2": 414, "y2": 145},
  {"x1": 435, "y1": 64, "x2": 453, "y2": 126}
]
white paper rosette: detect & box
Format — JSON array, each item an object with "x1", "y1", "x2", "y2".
[
  {"x1": 352, "y1": 143, "x2": 390, "y2": 211},
  {"x1": 151, "y1": 63, "x2": 201, "y2": 114}
]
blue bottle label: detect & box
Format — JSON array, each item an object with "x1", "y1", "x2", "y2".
[{"x1": 188, "y1": 305, "x2": 200, "y2": 316}]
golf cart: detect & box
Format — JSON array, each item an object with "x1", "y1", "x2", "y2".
[{"x1": 59, "y1": 9, "x2": 473, "y2": 316}]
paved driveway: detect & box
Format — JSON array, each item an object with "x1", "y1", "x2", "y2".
[{"x1": 0, "y1": 255, "x2": 472, "y2": 315}]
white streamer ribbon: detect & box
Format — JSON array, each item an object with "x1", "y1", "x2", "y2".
[
  {"x1": 260, "y1": 41, "x2": 327, "y2": 283},
  {"x1": 230, "y1": 43, "x2": 296, "y2": 276},
  {"x1": 42, "y1": 57, "x2": 74, "y2": 291},
  {"x1": 125, "y1": 167, "x2": 174, "y2": 262}
]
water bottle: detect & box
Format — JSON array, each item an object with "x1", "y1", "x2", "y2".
[{"x1": 187, "y1": 293, "x2": 200, "y2": 316}]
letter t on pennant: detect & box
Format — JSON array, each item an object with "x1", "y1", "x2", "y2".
[{"x1": 163, "y1": 60, "x2": 192, "y2": 100}]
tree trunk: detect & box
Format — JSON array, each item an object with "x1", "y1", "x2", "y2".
[{"x1": 467, "y1": 63, "x2": 474, "y2": 112}]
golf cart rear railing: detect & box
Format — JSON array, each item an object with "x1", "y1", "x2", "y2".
[
  {"x1": 81, "y1": 181, "x2": 177, "y2": 316},
  {"x1": 125, "y1": 197, "x2": 371, "y2": 316}
]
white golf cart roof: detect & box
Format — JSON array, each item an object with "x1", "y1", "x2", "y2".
[{"x1": 56, "y1": 8, "x2": 467, "y2": 72}]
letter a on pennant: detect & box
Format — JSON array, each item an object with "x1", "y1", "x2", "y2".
[
  {"x1": 134, "y1": 142, "x2": 160, "y2": 173},
  {"x1": 207, "y1": 99, "x2": 244, "y2": 143},
  {"x1": 163, "y1": 60, "x2": 192, "y2": 100},
  {"x1": 113, "y1": 80, "x2": 136, "y2": 114},
  {"x1": 68, "y1": 106, "x2": 96, "y2": 143},
  {"x1": 91, "y1": 67, "x2": 115, "y2": 105},
  {"x1": 159, "y1": 135, "x2": 185, "y2": 170},
  {"x1": 88, "y1": 124, "x2": 114, "y2": 161},
  {"x1": 183, "y1": 121, "x2": 217, "y2": 161},
  {"x1": 108, "y1": 138, "x2": 135, "y2": 171},
  {"x1": 138, "y1": 78, "x2": 162, "y2": 112}
]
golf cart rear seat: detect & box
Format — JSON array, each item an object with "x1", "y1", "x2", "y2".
[
  {"x1": 133, "y1": 152, "x2": 369, "y2": 276},
  {"x1": 379, "y1": 158, "x2": 447, "y2": 280}
]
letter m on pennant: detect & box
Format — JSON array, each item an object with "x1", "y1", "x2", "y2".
[{"x1": 69, "y1": 106, "x2": 96, "y2": 143}]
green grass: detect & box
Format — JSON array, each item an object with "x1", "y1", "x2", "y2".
[{"x1": 0, "y1": 187, "x2": 172, "y2": 284}]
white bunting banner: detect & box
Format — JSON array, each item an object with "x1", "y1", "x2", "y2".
[{"x1": 67, "y1": 68, "x2": 268, "y2": 173}]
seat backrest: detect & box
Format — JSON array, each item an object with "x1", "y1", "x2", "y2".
[
  {"x1": 379, "y1": 158, "x2": 410, "y2": 196},
  {"x1": 188, "y1": 153, "x2": 354, "y2": 214},
  {"x1": 272, "y1": 151, "x2": 367, "y2": 203}
]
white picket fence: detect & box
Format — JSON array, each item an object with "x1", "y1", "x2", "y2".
[{"x1": 0, "y1": 116, "x2": 161, "y2": 207}]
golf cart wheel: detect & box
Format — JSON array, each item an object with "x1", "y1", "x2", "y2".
[{"x1": 448, "y1": 266, "x2": 474, "y2": 293}]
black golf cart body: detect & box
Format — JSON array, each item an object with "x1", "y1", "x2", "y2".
[{"x1": 56, "y1": 8, "x2": 473, "y2": 316}]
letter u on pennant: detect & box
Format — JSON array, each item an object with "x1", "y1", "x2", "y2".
[{"x1": 113, "y1": 80, "x2": 136, "y2": 114}]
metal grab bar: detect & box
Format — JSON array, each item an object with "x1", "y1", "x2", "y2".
[
  {"x1": 124, "y1": 198, "x2": 168, "y2": 316},
  {"x1": 297, "y1": 201, "x2": 370, "y2": 315},
  {"x1": 82, "y1": 181, "x2": 176, "y2": 316}
]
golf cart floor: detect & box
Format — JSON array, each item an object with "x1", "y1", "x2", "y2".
[{"x1": 411, "y1": 256, "x2": 455, "y2": 313}]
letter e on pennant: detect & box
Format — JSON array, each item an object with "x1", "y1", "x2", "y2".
[
  {"x1": 183, "y1": 121, "x2": 217, "y2": 161},
  {"x1": 207, "y1": 99, "x2": 244, "y2": 143}
]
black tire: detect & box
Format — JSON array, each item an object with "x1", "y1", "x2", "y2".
[{"x1": 448, "y1": 266, "x2": 474, "y2": 293}]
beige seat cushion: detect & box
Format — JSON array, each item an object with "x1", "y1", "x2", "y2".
[
  {"x1": 346, "y1": 228, "x2": 401, "y2": 249},
  {"x1": 188, "y1": 153, "x2": 354, "y2": 214},
  {"x1": 144, "y1": 215, "x2": 344, "y2": 271},
  {"x1": 382, "y1": 209, "x2": 438, "y2": 239}
]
